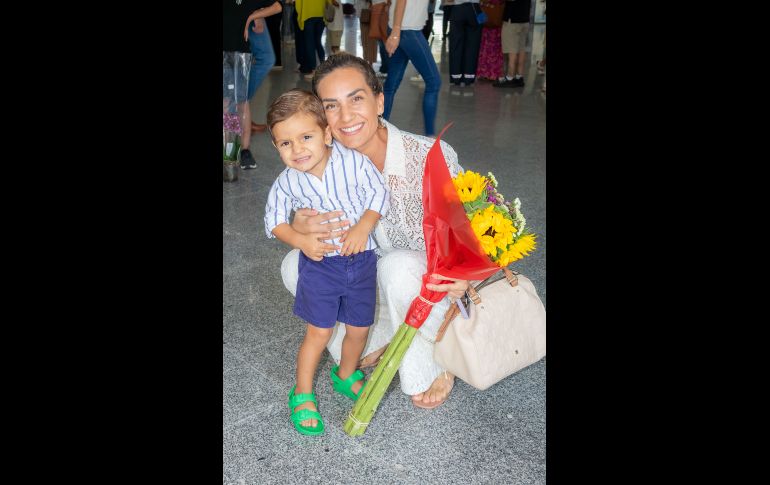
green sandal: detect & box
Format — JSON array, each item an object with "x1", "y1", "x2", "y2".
[
  {"x1": 288, "y1": 386, "x2": 324, "y2": 436},
  {"x1": 330, "y1": 365, "x2": 366, "y2": 401}
]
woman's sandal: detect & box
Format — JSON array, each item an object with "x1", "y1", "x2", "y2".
[
  {"x1": 288, "y1": 386, "x2": 325, "y2": 436},
  {"x1": 330, "y1": 365, "x2": 366, "y2": 401},
  {"x1": 411, "y1": 371, "x2": 455, "y2": 409}
]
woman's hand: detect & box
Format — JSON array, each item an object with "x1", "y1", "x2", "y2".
[
  {"x1": 292, "y1": 208, "x2": 351, "y2": 238},
  {"x1": 426, "y1": 273, "x2": 470, "y2": 300},
  {"x1": 298, "y1": 233, "x2": 339, "y2": 261},
  {"x1": 245, "y1": 18, "x2": 264, "y2": 41},
  {"x1": 385, "y1": 33, "x2": 400, "y2": 56}
]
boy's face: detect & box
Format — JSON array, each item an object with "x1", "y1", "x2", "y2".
[{"x1": 271, "y1": 112, "x2": 333, "y2": 179}]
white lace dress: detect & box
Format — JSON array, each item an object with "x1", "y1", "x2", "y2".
[{"x1": 280, "y1": 120, "x2": 462, "y2": 395}]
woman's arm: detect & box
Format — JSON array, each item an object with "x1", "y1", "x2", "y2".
[
  {"x1": 385, "y1": 0, "x2": 408, "y2": 56},
  {"x1": 244, "y1": 2, "x2": 283, "y2": 40}
]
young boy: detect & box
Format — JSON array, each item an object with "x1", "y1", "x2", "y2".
[{"x1": 263, "y1": 89, "x2": 390, "y2": 436}]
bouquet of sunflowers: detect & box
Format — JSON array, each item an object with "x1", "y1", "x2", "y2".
[{"x1": 452, "y1": 170, "x2": 537, "y2": 267}]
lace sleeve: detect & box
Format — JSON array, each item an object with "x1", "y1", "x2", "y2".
[
  {"x1": 376, "y1": 130, "x2": 468, "y2": 252},
  {"x1": 439, "y1": 139, "x2": 463, "y2": 176}
]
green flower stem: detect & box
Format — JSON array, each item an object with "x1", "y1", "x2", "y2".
[{"x1": 343, "y1": 323, "x2": 418, "y2": 436}]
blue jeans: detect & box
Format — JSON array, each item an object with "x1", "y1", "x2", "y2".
[
  {"x1": 382, "y1": 28, "x2": 441, "y2": 136},
  {"x1": 378, "y1": 40, "x2": 389, "y2": 73},
  {"x1": 247, "y1": 22, "x2": 276, "y2": 99}
]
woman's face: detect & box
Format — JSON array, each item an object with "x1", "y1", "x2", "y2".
[{"x1": 315, "y1": 67, "x2": 384, "y2": 154}]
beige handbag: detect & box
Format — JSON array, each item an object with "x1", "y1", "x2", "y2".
[{"x1": 433, "y1": 268, "x2": 546, "y2": 391}]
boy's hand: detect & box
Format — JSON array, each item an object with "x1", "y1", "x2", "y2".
[
  {"x1": 299, "y1": 233, "x2": 338, "y2": 261},
  {"x1": 339, "y1": 223, "x2": 369, "y2": 256}
]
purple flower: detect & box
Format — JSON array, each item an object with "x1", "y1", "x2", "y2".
[
  {"x1": 223, "y1": 113, "x2": 241, "y2": 133},
  {"x1": 488, "y1": 196, "x2": 498, "y2": 204}
]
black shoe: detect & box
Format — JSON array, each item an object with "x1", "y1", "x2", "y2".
[
  {"x1": 512, "y1": 77, "x2": 525, "y2": 87},
  {"x1": 450, "y1": 78, "x2": 462, "y2": 86},
  {"x1": 239, "y1": 149, "x2": 256, "y2": 169},
  {"x1": 492, "y1": 78, "x2": 515, "y2": 88},
  {"x1": 463, "y1": 78, "x2": 475, "y2": 86}
]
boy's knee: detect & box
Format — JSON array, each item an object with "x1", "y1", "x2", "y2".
[
  {"x1": 343, "y1": 325, "x2": 369, "y2": 340},
  {"x1": 305, "y1": 325, "x2": 333, "y2": 343}
]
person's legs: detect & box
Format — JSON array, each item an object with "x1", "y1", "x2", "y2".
[
  {"x1": 302, "y1": 20, "x2": 317, "y2": 72},
  {"x1": 294, "y1": 323, "x2": 333, "y2": 428},
  {"x1": 338, "y1": 324, "x2": 369, "y2": 395},
  {"x1": 448, "y1": 5, "x2": 466, "y2": 84},
  {"x1": 281, "y1": 249, "x2": 392, "y2": 367},
  {"x1": 376, "y1": 250, "x2": 454, "y2": 402},
  {"x1": 422, "y1": 12, "x2": 434, "y2": 40},
  {"x1": 507, "y1": 52, "x2": 517, "y2": 78},
  {"x1": 247, "y1": 24, "x2": 276, "y2": 99},
  {"x1": 378, "y1": 40, "x2": 389, "y2": 73},
  {"x1": 382, "y1": 28, "x2": 410, "y2": 121},
  {"x1": 236, "y1": 100, "x2": 251, "y2": 153},
  {"x1": 515, "y1": 50, "x2": 526, "y2": 76},
  {"x1": 265, "y1": 11, "x2": 283, "y2": 67},
  {"x1": 461, "y1": 11, "x2": 482, "y2": 84},
  {"x1": 397, "y1": 30, "x2": 441, "y2": 136},
  {"x1": 293, "y1": 11, "x2": 306, "y2": 70},
  {"x1": 313, "y1": 18, "x2": 326, "y2": 63},
  {"x1": 442, "y1": 5, "x2": 453, "y2": 38}
]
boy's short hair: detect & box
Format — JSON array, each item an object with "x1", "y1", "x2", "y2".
[{"x1": 267, "y1": 89, "x2": 328, "y2": 140}]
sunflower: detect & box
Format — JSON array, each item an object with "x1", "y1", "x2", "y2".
[
  {"x1": 498, "y1": 234, "x2": 537, "y2": 266},
  {"x1": 453, "y1": 170, "x2": 488, "y2": 203},
  {"x1": 470, "y1": 206, "x2": 516, "y2": 259}
]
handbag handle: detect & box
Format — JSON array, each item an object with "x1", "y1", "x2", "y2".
[{"x1": 435, "y1": 267, "x2": 518, "y2": 342}]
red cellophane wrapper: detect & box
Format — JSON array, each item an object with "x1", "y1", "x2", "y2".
[{"x1": 404, "y1": 125, "x2": 500, "y2": 329}]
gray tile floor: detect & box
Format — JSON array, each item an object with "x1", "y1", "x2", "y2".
[{"x1": 224, "y1": 13, "x2": 546, "y2": 485}]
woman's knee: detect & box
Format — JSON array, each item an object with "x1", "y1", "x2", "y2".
[
  {"x1": 281, "y1": 249, "x2": 300, "y2": 296},
  {"x1": 377, "y1": 250, "x2": 424, "y2": 291}
]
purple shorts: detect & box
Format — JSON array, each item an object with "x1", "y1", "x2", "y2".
[{"x1": 294, "y1": 250, "x2": 378, "y2": 328}]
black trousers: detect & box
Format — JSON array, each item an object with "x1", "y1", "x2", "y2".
[
  {"x1": 265, "y1": 10, "x2": 283, "y2": 67},
  {"x1": 441, "y1": 6, "x2": 453, "y2": 37},
  {"x1": 293, "y1": 9, "x2": 305, "y2": 69},
  {"x1": 422, "y1": 12, "x2": 434, "y2": 40},
  {"x1": 448, "y1": 3, "x2": 482, "y2": 81}
]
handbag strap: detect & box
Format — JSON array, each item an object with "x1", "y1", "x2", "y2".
[{"x1": 434, "y1": 267, "x2": 519, "y2": 343}]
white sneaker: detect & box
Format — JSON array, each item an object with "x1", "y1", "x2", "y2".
[{"x1": 376, "y1": 71, "x2": 388, "y2": 78}]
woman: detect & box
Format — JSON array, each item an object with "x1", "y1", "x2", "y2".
[
  {"x1": 296, "y1": 0, "x2": 327, "y2": 79},
  {"x1": 356, "y1": 0, "x2": 379, "y2": 66},
  {"x1": 382, "y1": 0, "x2": 442, "y2": 136},
  {"x1": 280, "y1": 52, "x2": 469, "y2": 408}
]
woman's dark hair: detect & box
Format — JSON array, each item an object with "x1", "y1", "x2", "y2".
[{"x1": 311, "y1": 51, "x2": 383, "y2": 97}]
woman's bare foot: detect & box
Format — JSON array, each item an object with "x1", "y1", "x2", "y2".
[
  {"x1": 411, "y1": 371, "x2": 455, "y2": 409},
  {"x1": 357, "y1": 344, "x2": 389, "y2": 369}
]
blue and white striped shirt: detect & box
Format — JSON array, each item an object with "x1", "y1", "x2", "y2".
[{"x1": 264, "y1": 140, "x2": 391, "y2": 257}]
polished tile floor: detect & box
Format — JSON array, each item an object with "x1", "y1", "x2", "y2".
[{"x1": 224, "y1": 12, "x2": 546, "y2": 485}]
